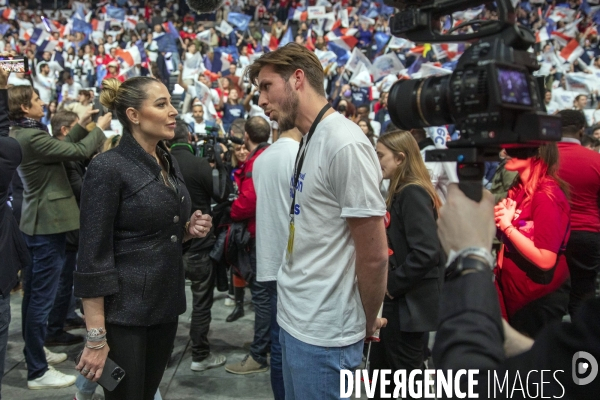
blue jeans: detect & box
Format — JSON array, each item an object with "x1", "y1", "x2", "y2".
[
  {"x1": 47, "y1": 248, "x2": 77, "y2": 338},
  {"x1": 0, "y1": 293, "x2": 11, "y2": 400},
  {"x1": 22, "y1": 233, "x2": 66, "y2": 380},
  {"x1": 280, "y1": 328, "x2": 363, "y2": 400},
  {"x1": 265, "y1": 281, "x2": 284, "y2": 400}
]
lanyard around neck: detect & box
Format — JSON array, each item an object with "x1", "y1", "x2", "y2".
[{"x1": 289, "y1": 103, "x2": 332, "y2": 217}]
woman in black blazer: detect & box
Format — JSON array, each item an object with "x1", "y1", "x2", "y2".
[
  {"x1": 73, "y1": 78, "x2": 212, "y2": 400},
  {"x1": 370, "y1": 130, "x2": 445, "y2": 399}
]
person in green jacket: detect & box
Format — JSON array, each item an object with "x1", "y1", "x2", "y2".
[
  {"x1": 490, "y1": 149, "x2": 519, "y2": 205},
  {"x1": 8, "y1": 83, "x2": 112, "y2": 390}
]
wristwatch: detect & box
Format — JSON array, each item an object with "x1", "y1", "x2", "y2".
[{"x1": 445, "y1": 247, "x2": 495, "y2": 282}]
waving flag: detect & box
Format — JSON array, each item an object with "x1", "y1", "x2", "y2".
[
  {"x1": 216, "y1": 20, "x2": 233, "y2": 35},
  {"x1": 37, "y1": 40, "x2": 57, "y2": 54},
  {"x1": 29, "y1": 28, "x2": 49, "y2": 45},
  {"x1": 327, "y1": 39, "x2": 351, "y2": 64},
  {"x1": 72, "y1": 18, "x2": 92, "y2": 35},
  {"x1": 279, "y1": 27, "x2": 293, "y2": 48},
  {"x1": 345, "y1": 47, "x2": 373, "y2": 73},
  {"x1": 0, "y1": 23, "x2": 10, "y2": 36},
  {"x1": 91, "y1": 19, "x2": 107, "y2": 32},
  {"x1": 210, "y1": 48, "x2": 232, "y2": 73},
  {"x1": 2, "y1": 8, "x2": 16, "y2": 20},
  {"x1": 106, "y1": 5, "x2": 125, "y2": 21},
  {"x1": 155, "y1": 33, "x2": 178, "y2": 54},
  {"x1": 371, "y1": 53, "x2": 404, "y2": 82},
  {"x1": 162, "y1": 21, "x2": 180, "y2": 40},
  {"x1": 560, "y1": 39, "x2": 585, "y2": 63},
  {"x1": 115, "y1": 47, "x2": 141, "y2": 67},
  {"x1": 97, "y1": 65, "x2": 107, "y2": 87},
  {"x1": 349, "y1": 63, "x2": 372, "y2": 87},
  {"x1": 135, "y1": 40, "x2": 148, "y2": 63},
  {"x1": 374, "y1": 32, "x2": 390, "y2": 54},
  {"x1": 197, "y1": 30, "x2": 212, "y2": 45},
  {"x1": 288, "y1": 8, "x2": 308, "y2": 21},
  {"x1": 228, "y1": 12, "x2": 252, "y2": 31}
]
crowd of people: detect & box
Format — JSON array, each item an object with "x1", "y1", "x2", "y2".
[{"x1": 1, "y1": 0, "x2": 600, "y2": 399}]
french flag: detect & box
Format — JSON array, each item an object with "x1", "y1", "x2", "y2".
[
  {"x1": 551, "y1": 31, "x2": 574, "y2": 47},
  {"x1": 210, "y1": 49, "x2": 232, "y2": 73},
  {"x1": 29, "y1": 28, "x2": 48, "y2": 45},
  {"x1": 91, "y1": 19, "x2": 107, "y2": 32},
  {"x1": 324, "y1": 30, "x2": 358, "y2": 50},
  {"x1": 327, "y1": 38, "x2": 351, "y2": 64},
  {"x1": 116, "y1": 47, "x2": 141, "y2": 67},
  {"x1": 560, "y1": 39, "x2": 584, "y2": 63},
  {"x1": 37, "y1": 40, "x2": 57, "y2": 53},
  {"x1": 2, "y1": 7, "x2": 16, "y2": 20},
  {"x1": 288, "y1": 8, "x2": 308, "y2": 21}
]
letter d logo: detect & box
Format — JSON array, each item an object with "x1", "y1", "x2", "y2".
[{"x1": 572, "y1": 351, "x2": 598, "y2": 385}]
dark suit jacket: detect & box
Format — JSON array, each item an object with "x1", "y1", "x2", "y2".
[
  {"x1": 0, "y1": 89, "x2": 30, "y2": 296},
  {"x1": 433, "y1": 269, "x2": 600, "y2": 399},
  {"x1": 386, "y1": 184, "x2": 445, "y2": 332},
  {"x1": 74, "y1": 133, "x2": 192, "y2": 326}
]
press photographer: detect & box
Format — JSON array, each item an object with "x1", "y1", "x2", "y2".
[{"x1": 168, "y1": 120, "x2": 231, "y2": 373}]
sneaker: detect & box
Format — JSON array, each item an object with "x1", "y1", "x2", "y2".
[
  {"x1": 64, "y1": 316, "x2": 86, "y2": 331},
  {"x1": 225, "y1": 354, "x2": 268, "y2": 375},
  {"x1": 45, "y1": 331, "x2": 83, "y2": 346},
  {"x1": 224, "y1": 297, "x2": 235, "y2": 307},
  {"x1": 44, "y1": 347, "x2": 67, "y2": 365},
  {"x1": 28, "y1": 366, "x2": 76, "y2": 389},
  {"x1": 190, "y1": 353, "x2": 227, "y2": 372}
]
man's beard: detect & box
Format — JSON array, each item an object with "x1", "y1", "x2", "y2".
[{"x1": 277, "y1": 81, "x2": 299, "y2": 133}]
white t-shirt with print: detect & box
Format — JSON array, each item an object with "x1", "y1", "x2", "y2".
[
  {"x1": 276, "y1": 112, "x2": 386, "y2": 348},
  {"x1": 254, "y1": 137, "x2": 300, "y2": 282}
]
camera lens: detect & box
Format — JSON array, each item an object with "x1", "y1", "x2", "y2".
[{"x1": 388, "y1": 76, "x2": 453, "y2": 130}]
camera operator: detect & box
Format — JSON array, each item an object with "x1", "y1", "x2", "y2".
[
  {"x1": 434, "y1": 184, "x2": 600, "y2": 399},
  {"x1": 168, "y1": 120, "x2": 230, "y2": 373}
]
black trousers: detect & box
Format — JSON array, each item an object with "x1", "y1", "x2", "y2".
[
  {"x1": 183, "y1": 250, "x2": 215, "y2": 362},
  {"x1": 566, "y1": 230, "x2": 600, "y2": 317},
  {"x1": 369, "y1": 300, "x2": 426, "y2": 400},
  {"x1": 104, "y1": 320, "x2": 178, "y2": 400}
]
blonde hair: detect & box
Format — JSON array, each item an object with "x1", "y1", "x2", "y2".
[
  {"x1": 245, "y1": 43, "x2": 326, "y2": 97},
  {"x1": 378, "y1": 130, "x2": 442, "y2": 211},
  {"x1": 101, "y1": 135, "x2": 122, "y2": 153},
  {"x1": 100, "y1": 77, "x2": 160, "y2": 133}
]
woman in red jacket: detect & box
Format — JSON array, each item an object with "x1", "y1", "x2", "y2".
[{"x1": 494, "y1": 144, "x2": 571, "y2": 338}]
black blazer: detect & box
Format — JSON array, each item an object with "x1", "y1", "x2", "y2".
[
  {"x1": 386, "y1": 184, "x2": 445, "y2": 332},
  {"x1": 74, "y1": 133, "x2": 192, "y2": 326},
  {"x1": 0, "y1": 89, "x2": 30, "y2": 296}
]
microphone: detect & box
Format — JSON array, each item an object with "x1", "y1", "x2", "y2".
[{"x1": 185, "y1": 0, "x2": 224, "y2": 13}]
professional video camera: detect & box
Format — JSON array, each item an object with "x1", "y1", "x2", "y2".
[
  {"x1": 193, "y1": 126, "x2": 245, "y2": 199},
  {"x1": 383, "y1": 0, "x2": 562, "y2": 200},
  {"x1": 195, "y1": 126, "x2": 244, "y2": 164}
]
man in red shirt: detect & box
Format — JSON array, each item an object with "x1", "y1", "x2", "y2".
[
  {"x1": 225, "y1": 116, "x2": 271, "y2": 375},
  {"x1": 557, "y1": 110, "x2": 600, "y2": 317}
]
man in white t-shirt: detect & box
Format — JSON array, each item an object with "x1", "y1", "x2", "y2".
[
  {"x1": 33, "y1": 62, "x2": 55, "y2": 105},
  {"x1": 253, "y1": 127, "x2": 302, "y2": 400},
  {"x1": 60, "y1": 72, "x2": 82, "y2": 104},
  {"x1": 247, "y1": 43, "x2": 388, "y2": 399}
]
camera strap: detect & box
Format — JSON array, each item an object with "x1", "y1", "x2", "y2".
[{"x1": 286, "y1": 103, "x2": 331, "y2": 262}]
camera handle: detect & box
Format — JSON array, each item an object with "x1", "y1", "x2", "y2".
[
  {"x1": 426, "y1": 147, "x2": 492, "y2": 203},
  {"x1": 456, "y1": 162, "x2": 485, "y2": 203}
]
